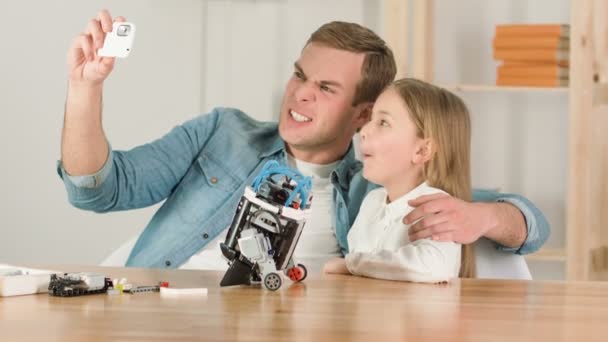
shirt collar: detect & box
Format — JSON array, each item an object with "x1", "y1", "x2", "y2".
[
  {"x1": 384, "y1": 182, "x2": 432, "y2": 222},
  {"x1": 258, "y1": 131, "x2": 286, "y2": 158},
  {"x1": 332, "y1": 143, "x2": 360, "y2": 189}
]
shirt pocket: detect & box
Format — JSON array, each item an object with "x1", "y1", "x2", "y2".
[
  {"x1": 174, "y1": 152, "x2": 242, "y2": 224},
  {"x1": 196, "y1": 153, "x2": 241, "y2": 192}
]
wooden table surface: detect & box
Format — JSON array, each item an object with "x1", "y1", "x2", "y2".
[{"x1": 1, "y1": 265, "x2": 607, "y2": 341}]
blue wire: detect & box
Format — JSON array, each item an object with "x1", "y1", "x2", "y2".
[{"x1": 252, "y1": 160, "x2": 312, "y2": 209}]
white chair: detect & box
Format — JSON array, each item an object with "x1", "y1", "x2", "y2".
[
  {"x1": 474, "y1": 238, "x2": 532, "y2": 280},
  {"x1": 100, "y1": 235, "x2": 139, "y2": 267}
]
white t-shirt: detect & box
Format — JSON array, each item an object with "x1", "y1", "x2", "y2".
[
  {"x1": 287, "y1": 155, "x2": 342, "y2": 274},
  {"x1": 180, "y1": 156, "x2": 341, "y2": 274},
  {"x1": 346, "y1": 182, "x2": 462, "y2": 283}
]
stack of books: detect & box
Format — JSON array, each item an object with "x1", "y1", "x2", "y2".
[{"x1": 493, "y1": 24, "x2": 570, "y2": 87}]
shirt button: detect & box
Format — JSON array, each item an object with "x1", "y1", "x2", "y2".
[
  {"x1": 202, "y1": 233, "x2": 209, "y2": 239},
  {"x1": 165, "y1": 260, "x2": 172, "y2": 267},
  {"x1": 210, "y1": 177, "x2": 218, "y2": 184}
]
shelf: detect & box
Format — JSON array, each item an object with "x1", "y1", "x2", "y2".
[
  {"x1": 442, "y1": 84, "x2": 569, "y2": 93},
  {"x1": 524, "y1": 248, "x2": 566, "y2": 262}
]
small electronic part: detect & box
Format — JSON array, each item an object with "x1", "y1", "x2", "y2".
[
  {"x1": 98, "y1": 22, "x2": 136, "y2": 58},
  {"x1": 48, "y1": 273, "x2": 113, "y2": 297},
  {"x1": 125, "y1": 285, "x2": 160, "y2": 294}
]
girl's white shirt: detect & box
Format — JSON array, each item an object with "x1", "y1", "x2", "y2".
[{"x1": 346, "y1": 182, "x2": 461, "y2": 283}]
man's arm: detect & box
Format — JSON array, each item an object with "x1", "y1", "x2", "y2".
[
  {"x1": 59, "y1": 9, "x2": 221, "y2": 212},
  {"x1": 62, "y1": 83, "x2": 108, "y2": 176},
  {"x1": 58, "y1": 110, "x2": 222, "y2": 212},
  {"x1": 482, "y1": 202, "x2": 527, "y2": 248},
  {"x1": 62, "y1": 10, "x2": 120, "y2": 176},
  {"x1": 404, "y1": 190, "x2": 550, "y2": 254},
  {"x1": 474, "y1": 190, "x2": 550, "y2": 254}
]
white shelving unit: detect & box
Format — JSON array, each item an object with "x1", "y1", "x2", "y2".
[{"x1": 384, "y1": 0, "x2": 608, "y2": 280}]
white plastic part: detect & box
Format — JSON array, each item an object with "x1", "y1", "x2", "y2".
[
  {"x1": 76, "y1": 273, "x2": 106, "y2": 290},
  {"x1": 243, "y1": 187, "x2": 310, "y2": 221},
  {"x1": 0, "y1": 268, "x2": 24, "y2": 277},
  {"x1": 0, "y1": 264, "x2": 58, "y2": 297},
  {"x1": 160, "y1": 287, "x2": 208, "y2": 296},
  {"x1": 238, "y1": 232, "x2": 266, "y2": 261}
]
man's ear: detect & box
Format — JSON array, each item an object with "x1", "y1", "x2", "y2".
[
  {"x1": 354, "y1": 102, "x2": 373, "y2": 131},
  {"x1": 413, "y1": 138, "x2": 434, "y2": 164}
]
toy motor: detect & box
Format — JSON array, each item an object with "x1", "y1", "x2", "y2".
[{"x1": 219, "y1": 161, "x2": 312, "y2": 291}]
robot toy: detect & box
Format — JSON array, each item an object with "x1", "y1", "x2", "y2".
[{"x1": 219, "y1": 160, "x2": 313, "y2": 291}]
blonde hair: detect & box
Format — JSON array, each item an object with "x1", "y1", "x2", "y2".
[
  {"x1": 307, "y1": 21, "x2": 397, "y2": 106},
  {"x1": 392, "y1": 78, "x2": 476, "y2": 278}
]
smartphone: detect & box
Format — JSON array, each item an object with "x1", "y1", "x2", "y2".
[{"x1": 98, "y1": 22, "x2": 136, "y2": 58}]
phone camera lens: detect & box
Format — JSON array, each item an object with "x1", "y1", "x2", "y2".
[{"x1": 117, "y1": 25, "x2": 131, "y2": 36}]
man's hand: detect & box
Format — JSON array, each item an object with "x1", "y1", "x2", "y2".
[
  {"x1": 405, "y1": 193, "x2": 499, "y2": 244},
  {"x1": 323, "y1": 258, "x2": 351, "y2": 275},
  {"x1": 68, "y1": 9, "x2": 126, "y2": 85}
]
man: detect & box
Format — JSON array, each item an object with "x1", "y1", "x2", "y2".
[{"x1": 59, "y1": 10, "x2": 549, "y2": 272}]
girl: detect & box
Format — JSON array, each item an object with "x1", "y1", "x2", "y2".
[{"x1": 324, "y1": 78, "x2": 475, "y2": 282}]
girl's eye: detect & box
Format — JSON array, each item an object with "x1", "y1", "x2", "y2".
[
  {"x1": 294, "y1": 71, "x2": 304, "y2": 79},
  {"x1": 320, "y1": 85, "x2": 332, "y2": 92},
  {"x1": 379, "y1": 119, "x2": 390, "y2": 127}
]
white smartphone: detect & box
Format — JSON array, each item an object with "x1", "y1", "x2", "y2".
[{"x1": 98, "y1": 22, "x2": 136, "y2": 58}]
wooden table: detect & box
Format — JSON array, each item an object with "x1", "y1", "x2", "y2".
[{"x1": 1, "y1": 265, "x2": 607, "y2": 341}]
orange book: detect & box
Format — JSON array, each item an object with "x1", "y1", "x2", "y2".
[
  {"x1": 494, "y1": 49, "x2": 569, "y2": 63},
  {"x1": 495, "y1": 24, "x2": 570, "y2": 38},
  {"x1": 493, "y1": 36, "x2": 569, "y2": 50},
  {"x1": 498, "y1": 64, "x2": 569, "y2": 78},
  {"x1": 496, "y1": 76, "x2": 568, "y2": 87},
  {"x1": 502, "y1": 60, "x2": 570, "y2": 68}
]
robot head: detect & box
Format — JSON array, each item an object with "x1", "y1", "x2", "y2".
[{"x1": 252, "y1": 161, "x2": 312, "y2": 210}]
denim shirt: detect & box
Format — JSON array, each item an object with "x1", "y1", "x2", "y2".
[{"x1": 57, "y1": 107, "x2": 550, "y2": 268}]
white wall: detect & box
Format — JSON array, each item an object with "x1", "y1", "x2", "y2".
[
  {"x1": 0, "y1": 0, "x2": 569, "y2": 279},
  {"x1": 202, "y1": 0, "x2": 381, "y2": 120},
  {"x1": 0, "y1": 0, "x2": 204, "y2": 265}
]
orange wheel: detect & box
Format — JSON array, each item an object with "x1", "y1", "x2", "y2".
[{"x1": 287, "y1": 266, "x2": 303, "y2": 281}]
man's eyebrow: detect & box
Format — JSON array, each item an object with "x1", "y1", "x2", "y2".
[
  {"x1": 294, "y1": 62, "x2": 305, "y2": 76},
  {"x1": 320, "y1": 80, "x2": 344, "y2": 89},
  {"x1": 293, "y1": 62, "x2": 344, "y2": 90}
]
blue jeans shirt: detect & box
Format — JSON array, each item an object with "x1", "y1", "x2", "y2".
[{"x1": 57, "y1": 108, "x2": 550, "y2": 268}]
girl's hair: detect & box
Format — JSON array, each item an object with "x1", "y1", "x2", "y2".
[{"x1": 392, "y1": 78, "x2": 476, "y2": 278}]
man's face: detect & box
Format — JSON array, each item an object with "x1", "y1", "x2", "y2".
[{"x1": 278, "y1": 43, "x2": 367, "y2": 162}]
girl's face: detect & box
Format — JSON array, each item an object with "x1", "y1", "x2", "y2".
[{"x1": 359, "y1": 87, "x2": 424, "y2": 187}]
